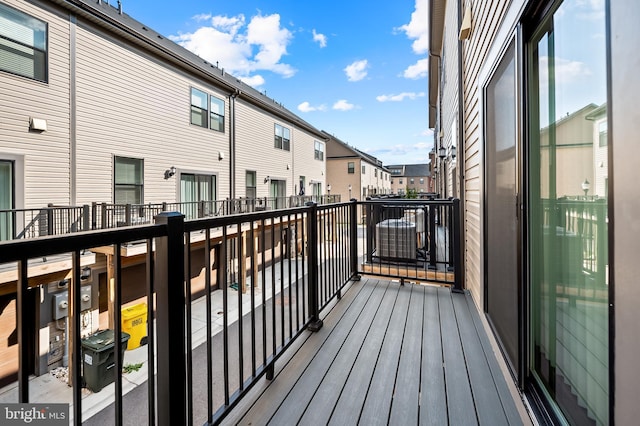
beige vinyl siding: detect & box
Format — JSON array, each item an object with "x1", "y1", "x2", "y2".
[
  {"x1": 0, "y1": 0, "x2": 70, "y2": 208},
  {"x1": 291, "y1": 131, "x2": 324, "y2": 196},
  {"x1": 74, "y1": 20, "x2": 229, "y2": 204},
  {"x1": 460, "y1": 0, "x2": 511, "y2": 306},
  {"x1": 235, "y1": 101, "x2": 294, "y2": 197},
  {"x1": 326, "y1": 158, "x2": 359, "y2": 201}
]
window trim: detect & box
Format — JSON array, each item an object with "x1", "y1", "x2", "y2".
[
  {"x1": 0, "y1": 2, "x2": 48, "y2": 82},
  {"x1": 274, "y1": 124, "x2": 291, "y2": 151},
  {"x1": 347, "y1": 162, "x2": 355, "y2": 174},
  {"x1": 314, "y1": 140, "x2": 324, "y2": 161},
  {"x1": 190, "y1": 87, "x2": 208, "y2": 128},
  {"x1": 114, "y1": 156, "x2": 144, "y2": 204},
  {"x1": 210, "y1": 95, "x2": 225, "y2": 133}
]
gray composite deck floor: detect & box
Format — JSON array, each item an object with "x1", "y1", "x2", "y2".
[{"x1": 224, "y1": 277, "x2": 524, "y2": 425}]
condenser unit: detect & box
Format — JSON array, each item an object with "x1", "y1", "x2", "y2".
[{"x1": 376, "y1": 219, "x2": 416, "y2": 260}]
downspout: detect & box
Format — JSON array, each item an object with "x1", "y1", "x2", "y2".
[
  {"x1": 229, "y1": 89, "x2": 239, "y2": 199},
  {"x1": 457, "y1": 0, "x2": 467, "y2": 288}
]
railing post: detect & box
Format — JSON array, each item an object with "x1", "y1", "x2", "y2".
[
  {"x1": 349, "y1": 199, "x2": 361, "y2": 280},
  {"x1": 125, "y1": 204, "x2": 132, "y2": 226},
  {"x1": 305, "y1": 202, "x2": 323, "y2": 332},
  {"x1": 47, "y1": 203, "x2": 54, "y2": 236},
  {"x1": 428, "y1": 203, "x2": 437, "y2": 270},
  {"x1": 91, "y1": 202, "x2": 97, "y2": 229},
  {"x1": 82, "y1": 205, "x2": 90, "y2": 231},
  {"x1": 447, "y1": 203, "x2": 455, "y2": 272},
  {"x1": 154, "y1": 212, "x2": 187, "y2": 425},
  {"x1": 452, "y1": 198, "x2": 464, "y2": 293}
]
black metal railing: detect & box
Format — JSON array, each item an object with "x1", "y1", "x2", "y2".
[
  {"x1": 1, "y1": 196, "x2": 342, "y2": 241},
  {"x1": 0, "y1": 198, "x2": 460, "y2": 425},
  {"x1": 357, "y1": 198, "x2": 462, "y2": 290}
]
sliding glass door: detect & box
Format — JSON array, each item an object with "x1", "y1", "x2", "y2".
[
  {"x1": 528, "y1": 1, "x2": 609, "y2": 424},
  {"x1": 0, "y1": 161, "x2": 13, "y2": 240}
]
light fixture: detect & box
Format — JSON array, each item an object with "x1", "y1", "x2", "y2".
[
  {"x1": 264, "y1": 176, "x2": 270, "y2": 184},
  {"x1": 327, "y1": 184, "x2": 331, "y2": 195},
  {"x1": 438, "y1": 146, "x2": 446, "y2": 159},
  {"x1": 581, "y1": 178, "x2": 590, "y2": 198},
  {"x1": 80, "y1": 266, "x2": 91, "y2": 280},
  {"x1": 218, "y1": 151, "x2": 225, "y2": 160},
  {"x1": 287, "y1": 164, "x2": 291, "y2": 170},
  {"x1": 451, "y1": 145, "x2": 457, "y2": 159},
  {"x1": 459, "y1": 4, "x2": 472, "y2": 40},
  {"x1": 348, "y1": 184, "x2": 352, "y2": 199},
  {"x1": 164, "y1": 166, "x2": 176, "y2": 179},
  {"x1": 29, "y1": 117, "x2": 47, "y2": 132}
]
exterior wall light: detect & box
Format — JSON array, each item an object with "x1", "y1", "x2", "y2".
[
  {"x1": 164, "y1": 166, "x2": 176, "y2": 179},
  {"x1": 438, "y1": 146, "x2": 446, "y2": 159},
  {"x1": 451, "y1": 145, "x2": 457, "y2": 159}
]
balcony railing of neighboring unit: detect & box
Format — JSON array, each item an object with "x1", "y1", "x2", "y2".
[
  {"x1": 0, "y1": 198, "x2": 460, "y2": 425},
  {"x1": 0, "y1": 196, "x2": 342, "y2": 241}
]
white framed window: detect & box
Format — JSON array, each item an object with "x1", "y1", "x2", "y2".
[
  {"x1": 0, "y1": 3, "x2": 47, "y2": 82},
  {"x1": 246, "y1": 171, "x2": 256, "y2": 198},
  {"x1": 114, "y1": 156, "x2": 143, "y2": 204},
  {"x1": 190, "y1": 88, "x2": 208, "y2": 128},
  {"x1": 348, "y1": 162, "x2": 355, "y2": 174},
  {"x1": 274, "y1": 124, "x2": 290, "y2": 151},
  {"x1": 210, "y1": 96, "x2": 225, "y2": 132},
  {"x1": 314, "y1": 140, "x2": 324, "y2": 160}
]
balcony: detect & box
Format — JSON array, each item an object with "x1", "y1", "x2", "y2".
[{"x1": 0, "y1": 199, "x2": 528, "y2": 425}]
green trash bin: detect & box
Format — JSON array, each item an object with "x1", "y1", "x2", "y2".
[{"x1": 81, "y1": 330, "x2": 130, "y2": 392}]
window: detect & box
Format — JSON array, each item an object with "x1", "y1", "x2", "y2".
[
  {"x1": 191, "y1": 88, "x2": 225, "y2": 132},
  {"x1": 347, "y1": 162, "x2": 355, "y2": 174},
  {"x1": 210, "y1": 96, "x2": 225, "y2": 132},
  {"x1": 420, "y1": 178, "x2": 424, "y2": 184},
  {"x1": 391, "y1": 179, "x2": 394, "y2": 185},
  {"x1": 399, "y1": 179, "x2": 403, "y2": 185},
  {"x1": 314, "y1": 141, "x2": 324, "y2": 160},
  {"x1": 246, "y1": 171, "x2": 256, "y2": 199},
  {"x1": 114, "y1": 156, "x2": 143, "y2": 204},
  {"x1": 0, "y1": 3, "x2": 47, "y2": 82},
  {"x1": 598, "y1": 120, "x2": 607, "y2": 147},
  {"x1": 274, "y1": 124, "x2": 290, "y2": 151},
  {"x1": 361, "y1": 165, "x2": 366, "y2": 174},
  {"x1": 191, "y1": 88, "x2": 208, "y2": 128},
  {"x1": 374, "y1": 169, "x2": 378, "y2": 178},
  {"x1": 410, "y1": 178, "x2": 414, "y2": 184}
]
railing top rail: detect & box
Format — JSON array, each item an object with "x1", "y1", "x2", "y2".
[
  {"x1": 183, "y1": 205, "x2": 311, "y2": 232},
  {"x1": 0, "y1": 223, "x2": 166, "y2": 262},
  {"x1": 360, "y1": 198, "x2": 457, "y2": 205}
]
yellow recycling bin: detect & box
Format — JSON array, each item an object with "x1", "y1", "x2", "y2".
[{"x1": 121, "y1": 303, "x2": 147, "y2": 350}]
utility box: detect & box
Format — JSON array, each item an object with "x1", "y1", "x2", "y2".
[
  {"x1": 52, "y1": 293, "x2": 68, "y2": 321},
  {"x1": 81, "y1": 330, "x2": 130, "y2": 392},
  {"x1": 121, "y1": 303, "x2": 147, "y2": 350}
]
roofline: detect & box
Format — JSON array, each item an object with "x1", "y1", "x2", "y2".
[
  {"x1": 50, "y1": 0, "x2": 327, "y2": 140},
  {"x1": 322, "y1": 131, "x2": 385, "y2": 167}
]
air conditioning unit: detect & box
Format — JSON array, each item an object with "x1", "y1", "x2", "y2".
[{"x1": 376, "y1": 219, "x2": 416, "y2": 260}]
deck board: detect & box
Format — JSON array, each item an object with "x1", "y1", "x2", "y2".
[{"x1": 228, "y1": 277, "x2": 526, "y2": 426}]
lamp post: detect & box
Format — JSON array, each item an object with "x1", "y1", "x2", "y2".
[
  {"x1": 581, "y1": 178, "x2": 590, "y2": 199},
  {"x1": 348, "y1": 184, "x2": 352, "y2": 199}
]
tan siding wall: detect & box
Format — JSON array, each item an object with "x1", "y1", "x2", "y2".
[
  {"x1": 74, "y1": 22, "x2": 230, "y2": 204},
  {"x1": 326, "y1": 158, "x2": 360, "y2": 201},
  {"x1": 234, "y1": 101, "x2": 324, "y2": 197},
  {"x1": 0, "y1": 0, "x2": 70, "y2": 207},
  {"x1": 461, "y1": 0, "x2": 511, "y2": 306}
]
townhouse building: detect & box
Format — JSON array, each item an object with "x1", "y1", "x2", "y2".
[
  {"x1": 324, "y1": 132, "x2": 390, "y2": 201},
  {"x1": 0, "y1": 0, "x2": 327, "y2": 219},
  {"x1": 386, "y1": 163, "x2": 432, "y2": 196},
  {"x1": 429, "y1": 0, "x2": 637, "y2": 424}
]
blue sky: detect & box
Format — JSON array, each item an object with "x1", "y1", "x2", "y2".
[{"x1": 120, "y1": 0, "x2": 431, "y2": 166}]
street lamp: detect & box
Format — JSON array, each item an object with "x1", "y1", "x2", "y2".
[
  {"x1": 348, "y1": 184, "x2": 352, "y2": 199},
  {"x1": 581, "y1": 178, "x2": 590, "y2": 199}
]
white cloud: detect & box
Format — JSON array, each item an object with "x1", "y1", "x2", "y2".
[
  {"x1": 298, "y1": 101, "x2": 327, "y2": 112},
  {"x1": 540, "y1": 56, "x2": 592, "y2": 84},
  {"x1": 344, "y1": 60, "x2": 369, "y2": 82},
  {"x1": 312, "y1": 29, "x2": 327, "y2": 48},
  {"x1": 376, "y1": 92, "x2": 426, "y2": 102},
  {"x1": 397, "y1": 0, "x2": 428, "y2": 55},
  {"x1": 333, "y1": 100, "x2": 355, "y2": 111},
  {"x1": 239, "y1": 75, "x2": 266, "y2": 87},
  {"x1": 169, "y1": 13, "x2": 295, "y2": 86},
  {"x1": 403, "y1": 58, "x2": 429, "y2": 79}
]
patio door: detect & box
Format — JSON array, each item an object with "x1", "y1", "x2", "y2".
[
  {"x1": 484, "y1": 40, "x2": 520, "y2": 376},
  {"x1": 0, "y1": 160, "x2": 13, "y2": 240},
  {"x1": 270, "y1": 179, "x2": 286, "y2": 209}
]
